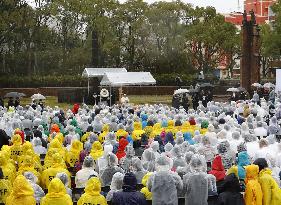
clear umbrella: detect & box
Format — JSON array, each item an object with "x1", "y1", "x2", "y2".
[{"x1": 31, "y1": 93, "x2": 46, "y2": 100}]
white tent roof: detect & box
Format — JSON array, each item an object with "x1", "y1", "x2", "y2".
[
  {"x1": 82, "y1": 68, "x2": 127, "y2": 78},
  {"x1": 100, "y1": 72, "x2": 156, "y2": 87}
]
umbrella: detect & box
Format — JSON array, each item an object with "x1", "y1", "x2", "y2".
[
  {"x1": 4, "y1": 92, "x2": 25, "y2": 98},
  {"x1": 189, "y1": 88, "x2": 199, "y2": 93},
  {"x1": 174, "y1": 89, "x2": 189, "y2": 95},
  {"x1": 251, "y1": 83, "x2": 263, "y2": 87},
  {"x1": 226, "y1": 87, "x2": 239, "y2": 92},
  {"x1": 237, "y1": 87, "x2": 247, "y2": 92},
  {"x1": 263, "y1": 82, "x2": 275, "y2": 88},
  {"x1": 31, "y1": 93, "x2": 46, "y2": 100},
  {"x1": 199, "y1": 83, "x2": 214, "y2": 88},
  {"x1": 19, "y1": 93, "x2": 26, "y2": 97}
]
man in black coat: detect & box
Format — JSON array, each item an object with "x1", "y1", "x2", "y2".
[{"x1": 0, "y1": 129, "x2": 10, "y2": 150}]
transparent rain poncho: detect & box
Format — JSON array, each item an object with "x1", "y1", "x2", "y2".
[
  {"x1": 120, "y1": 144, "x2": 135, "y2": 173},
  {"x1": 75, "y1": 156, "x2": 99, "y2": 188},
  {"x1": 23, "y1": 172, "x2": 45, "y2": 204},
  {"x1": 147, "y1": 155, "x2": 183, "y2": 205},
  {"x1": 100, "y1": 153, "x2": 124, "y2": 186},
  {"x1": 183, "y1": 154, "x2": 209, "y2": 205},
  {"x1": 131, "y1": 157, "x2": 147, "y2": 184},
  {"x1": 142, "y1": 149, "x2": 156, "y2": 172},
  {"x1": 56, "y1": 172, "x2": 72, "y2": 198},
  {"x1": 171, "y1": 146, "x2": 186, "y2": 170},
  {"x1": 106, "y1": 172, "x2": 124, "y2": 201}
]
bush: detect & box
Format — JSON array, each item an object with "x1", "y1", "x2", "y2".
[{"x1": 0, "y1": 73, "x2": 196, "y2": 88}]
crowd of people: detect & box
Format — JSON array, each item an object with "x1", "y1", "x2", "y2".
[{"x1": 0, "y1": 91, "x2": 281, "y2": 205}]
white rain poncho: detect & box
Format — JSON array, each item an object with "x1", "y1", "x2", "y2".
[
  {"x1": 120, "y1": 144, "x2": 135, "y2": 173},
  {"x1": 75, "y1": 156, "x2": 99, "y2": 188},
  {"x1": 147, "y1": 155, "x2": 183, "y2": 205},
  {"x1": 198, "y1": 136, "x2": 216, "y2": 163},
  {"x1": 32, "y1": 137, "x2": 47, "y2": 155},
  {"x1": 109, "y1": 116, "x2": 118, "y2": 132},
  {"x1": 23, "y1": 171, "x2": 45, "y2": 204},
  {"x1": 183, "y1": 154, "x2": 208, "y2": 205},
  {"x1": 79, "y1": 116, "x2": 89, "y2": 133},
  {"x1": 172, "y1": 145, "x2": 187, "y2": 170},
  {"x1": 254, "y1": 121, "x2": 267, "y2": 138},
  {"x1": 229, "y1": 131, "x2": 243, "y2": 153},
  {"x1": 100, "y1": 153, "x2": 124, "y2": 186},
  {"x1": 106, "y1": 172, "x2": 124, "y2": 201},
  {"x1": 92, "y1": 116, "x2": 103, "y2": 133},
  {"x1": 97, "y1": 144, "x2": 113, "y2": 173},
  {"x1": 131, "y1": 157, "x2": 147, "y2": 184},
  {"x1": 164, "y1": 143, "x2": 173, "y2": 158},
  {"x1": 176, "y1": 151, "x2": 194, "y2": 177},
  {"x1": 142, "y1": 149, "x2": 156, "y2": 172},
  {"x1": 56, "y1": 172, "x2": 72, "y2": 198}
]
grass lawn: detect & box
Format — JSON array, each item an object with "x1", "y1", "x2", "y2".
[{"x1": 17, "y1": 95, "x2": 172, "y2": 110}]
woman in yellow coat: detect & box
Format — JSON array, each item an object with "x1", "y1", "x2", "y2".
[
  {"x1": 0, "y1": 168, "x2": 11, "y2": 204},
  {"x1": 244, "y1": 164, "x2": 263, "y2": 205},
  {"x1": 66, "y1": 140, "x2": 83, "y2": 167},
  {"x1": 0, "y1": 151, "x2": 16, "y2": 183},
  {"x1": 77, "y1": 177, "x2": 107, "y2": 205},
  {"x1": 254, "y1": 158, "x2": 281, "y2": 205},
  {"x1": 99, "y1": 124, "x2": 110, "y2": 143},
  {"x1": 40, "y1": 178, "x2": 72, "y2": 205},
  {"x1": 6, "y1": 175, "x2": 36, "y2": 205},
  {"x1": 132, "y1": 122, "x2": 145, "y2": 141},
  {"x1": 140, "y1": 172, "x2": 152, "y2": 200},
  {"x1": 90, "y1": 141, "x2": 104, "y2": 161}
]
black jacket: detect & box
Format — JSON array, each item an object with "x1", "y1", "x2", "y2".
[
  {"x1": 0, "y1": 129, "x2": 10, "y2": 149},
  {"x1": 218, "y1": 174, "x2": 245, "y2": 205}
]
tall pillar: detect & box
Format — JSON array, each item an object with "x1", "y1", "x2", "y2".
[{"x1": 240, "y1": 10, "x2": 261, "y2": 92}]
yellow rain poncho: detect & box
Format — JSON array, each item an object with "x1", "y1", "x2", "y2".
[
  {"x1": 10, "y1": 134, "x2": 23, "y2": 162},
  {"x1": 18, "y1": 155, "x2": 41, "y2": 182},
  {"x1": 44, "y1": 148, "x2": 66, "y2": 170},
  {"x1": 90, "y1": 141, "x2": 104, "y2": 161},
  {"x1": 181, "y1": 122, "x2": 190, "y2": 133},
  {"x1": 66, "y1": 140, "x2": 83, "y2": 167},
  {"x1": 151, "y1": 123, "x2": 162, "y2": 138},
  {"x1": 132, "y1": 122, "x2": 145, "y2": 141},
  {"x1": 116, "y1": 129, "x2": 128, "y2": 141},
  {"x1": 140, "y1": 172, "x2": 152, "y2": 200},
  {"x1": 99, "y1": 124, "x2": 109, "y2": 143},
  {"x1": 81, "y1": 132, "x2": 90, "y2": 143},
  {"x1": 6, "y1": 175, "x2": 36, "y2": 205},
  {"x1": 48, "y1": 138, "x2": 66, "y2": 160},
  {"x1": 144, "y1": 126, "x2": 153, "y2": 138},
  {"x1": 54, "y1": 133, "x2": 64, "y2": 144},
  {"x1": 41, "y1": 153, "x2": 71, "y2": 189},
  {"x1": 77, "y1": 177, "x2": 107, "y2": 205},
  {"x1": 40, "y1": 178, "x2": 72, "y2": 205},
  {"x1": 258, "y1": 168, "x2": 281, "y2": 205},
  {"x1": 0, "y1": 177, "x2": 11, "y2": 204},
  {"x1": 244, "y1": 165, "x2": 262, "y2": 205},
  {"x1": 18, "y1": 148, "x2": 42, "y2": 174},
  {"x1": 165, "y1": 120, "x2": 176, "y2": 136},
  {"x1": 0, "y1": 151, "x2": 16, "y2": 183}
]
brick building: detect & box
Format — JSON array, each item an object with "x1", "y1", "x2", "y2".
[{"x1": 225, "y1": 0, "x2": 277, "y2": 25}]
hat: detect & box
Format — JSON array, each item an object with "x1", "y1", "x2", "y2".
[{"x1": 123, "y1": 172, "x2": 137, "y2": 191}]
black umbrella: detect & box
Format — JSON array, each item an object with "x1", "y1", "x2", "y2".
[
  {"x1": 4, "y1": 92, "x2": 25, "y2": 98},
  {"x1": 189, "y1": 88, "x2": 199, "y2": 93},
  {"x1": 237, "y1": 87, "x2": 247, "y2": 92}
]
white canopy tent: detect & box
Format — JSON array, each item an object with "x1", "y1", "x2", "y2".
[
  {"x1": 82, "y1": 68, "x2": 127, "y2": 94},
  {"x1": 100, "y1": 72, "x2": 156, "y2": 106},
  {"x1": 100, "y1": 72, "x2": 156, "y2": 87}
]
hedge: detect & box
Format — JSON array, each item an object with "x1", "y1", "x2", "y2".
[{"x1": 0, "y1": 73, "x2": 196, "y2": 88}]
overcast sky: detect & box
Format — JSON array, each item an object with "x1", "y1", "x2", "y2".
[{"x1": 119, "y1": 0, "x2": 242, "y2": 13}]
